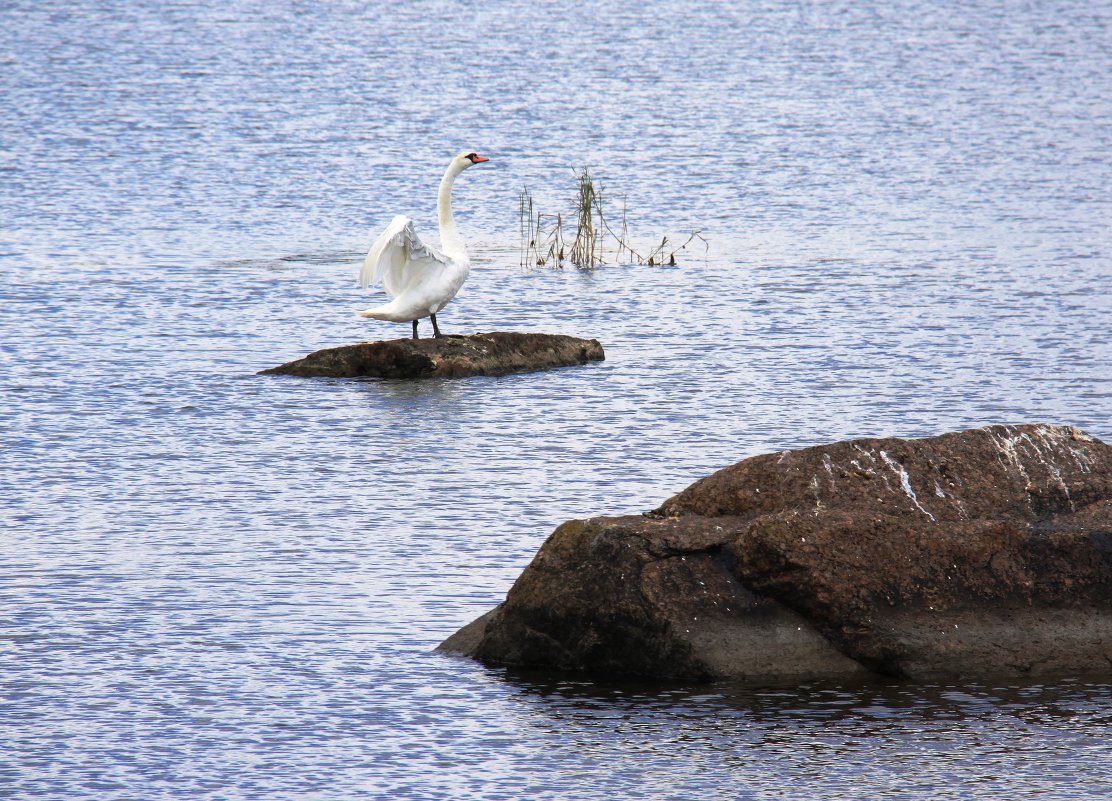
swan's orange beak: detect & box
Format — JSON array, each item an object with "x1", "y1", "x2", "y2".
[{"x1": 468, "y1": 154, "x2": 490, "y2": 164}]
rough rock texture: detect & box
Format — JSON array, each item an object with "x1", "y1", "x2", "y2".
[
  {"x1": 260, "y1": 332, "x2": 604, "y2": 378},
  {"x1": 440, "y1": 425, "x2": 1112, "y2": 682}
]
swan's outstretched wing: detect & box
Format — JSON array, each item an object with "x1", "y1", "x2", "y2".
[{"x1": 360, "y1": 215, "x2": 448, "y2": 298}]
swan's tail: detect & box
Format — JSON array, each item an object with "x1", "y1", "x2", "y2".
[{"x1": 356, "y1": 298, "x2": 412, "y2": 322}]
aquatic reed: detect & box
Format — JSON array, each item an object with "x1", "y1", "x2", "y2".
[{"x1": 519, "y1": 168, "x2": 706, "y2": 269}]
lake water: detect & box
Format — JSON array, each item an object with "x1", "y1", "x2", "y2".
[{"x1": 2, "y1": 0, "x2": 1111, "y2": 798}]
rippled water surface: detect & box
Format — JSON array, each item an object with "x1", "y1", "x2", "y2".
[{"x1": 2, "y1": 1, "x2": 1111, "y2": 798}]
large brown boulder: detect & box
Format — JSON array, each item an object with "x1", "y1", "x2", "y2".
[
  {"x1": 260, "y1": 332, "x2": 604, "y2": 378},
  {"x1": 439, "y1": 425, "x2": 1112, "y2": 682}
]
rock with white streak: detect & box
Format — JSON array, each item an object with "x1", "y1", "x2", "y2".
[{"x1": 439, "y1": 425, "x2": 1112, "y2": 682}]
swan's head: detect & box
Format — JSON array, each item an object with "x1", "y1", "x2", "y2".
[{"x1": 454, "y1": 151, "x2": 490, "y2": 171}]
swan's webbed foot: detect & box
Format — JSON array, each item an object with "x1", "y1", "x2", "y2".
[
  {"x1": 411, "y1": 320, "x2": 419, "y2": 340},
  {"x1": 431, "y1": 313, "x2": 444, "y2": 338}
]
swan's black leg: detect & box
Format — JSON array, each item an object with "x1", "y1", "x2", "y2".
[
  {"x1": 411, "y1": 319, "x2": 419, "y2": 340},
  {"x1": 431, "y1": 313, "x2": 443, "y2": 338}
]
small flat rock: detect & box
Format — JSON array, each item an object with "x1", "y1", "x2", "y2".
[{"x1": 259, "y1": 332, "x2": 604, "y2": 379}]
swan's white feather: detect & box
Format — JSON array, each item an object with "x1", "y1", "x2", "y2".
[
  {"x1": 357, "y1": 215, "x2": 469, "y2": 323},
  {"x1": 359, "y1": 215, "x2": 448, "y2": 294}
]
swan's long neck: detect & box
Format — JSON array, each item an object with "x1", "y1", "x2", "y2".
[{"x1": 437, "y1": 161, "x2": 468, "y2": 259}]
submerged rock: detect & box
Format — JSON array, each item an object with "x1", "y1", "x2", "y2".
[
  {"x1": 260, "y1": 332, "x2": 604, "y2": 379},
  {"x1": 439, "y1": 424, "x2": 1112, "y2": 683}
]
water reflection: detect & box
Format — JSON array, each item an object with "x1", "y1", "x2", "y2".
[
  {"x1": 504, "y1": 668, "x2": 1112, "y2": 730},
  {"x1": 472, "y1": 668, "x2": 1112, "y2": 798}
]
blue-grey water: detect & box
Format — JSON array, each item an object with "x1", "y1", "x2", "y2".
[{"x1": 2, "y1": 0, "x2": 1112, "y2": 798}]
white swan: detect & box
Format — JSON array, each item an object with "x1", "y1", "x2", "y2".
[{"x1": 357, "y1": 151, "x2": 490, "y2": 339}]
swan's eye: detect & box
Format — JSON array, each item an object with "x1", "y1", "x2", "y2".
[{"x1": 465, "y1": 152, "x2": 478, "y2": 162}]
